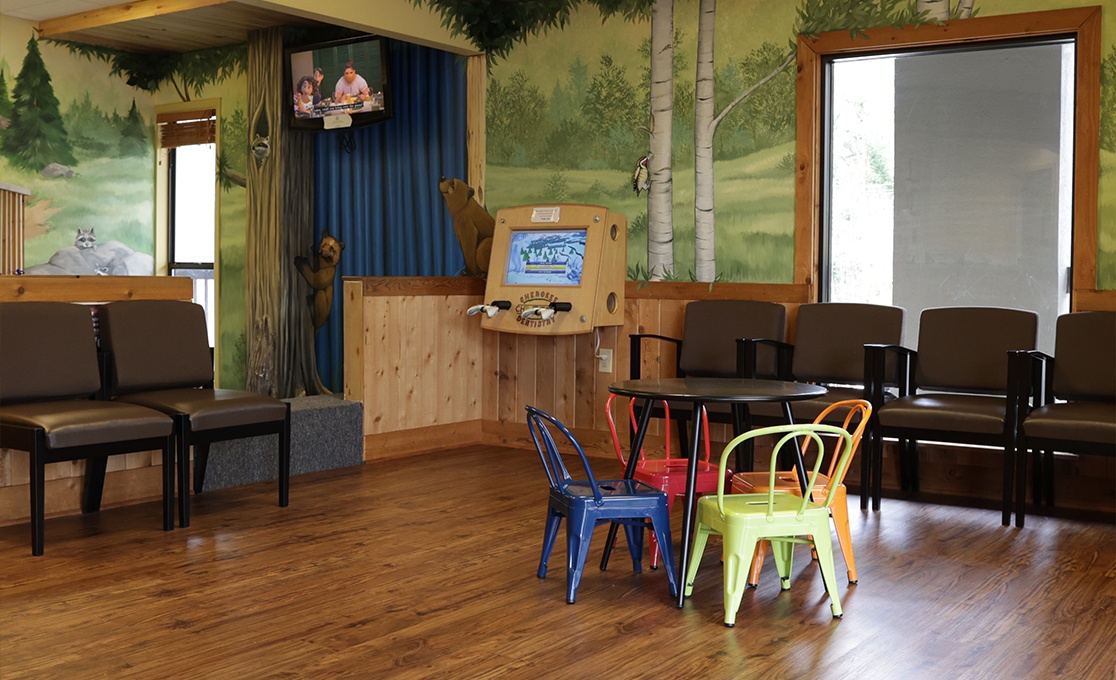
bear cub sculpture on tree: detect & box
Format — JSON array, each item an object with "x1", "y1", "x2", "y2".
[
  {"x1": 294, "y1": 231, "x2": 345, "y2": 330},
  {"x1": 438, "y1": 176, "x2": 495, "y2": 277}
]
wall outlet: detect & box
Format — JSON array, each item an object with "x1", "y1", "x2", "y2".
[{"x1": 598, "y1": 349, "x2": 613, "y2": 373}]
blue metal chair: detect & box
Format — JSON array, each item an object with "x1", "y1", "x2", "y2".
[{"x1": 526, "y1": 405, "x2": 679, "y2": 604}]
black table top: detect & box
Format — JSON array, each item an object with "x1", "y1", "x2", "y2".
[{"x1": 608, "y1": 377, "x2": 827, "y2": 403}]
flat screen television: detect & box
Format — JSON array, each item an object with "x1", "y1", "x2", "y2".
[
  {"x1": 504, "y1": 228, "x2": 588, "y2": 286},
  {"x1": 286, "y1": 34, "x2": 392, "y2": 131}
]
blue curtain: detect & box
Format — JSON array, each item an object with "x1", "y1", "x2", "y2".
[{"x1": 313, "y1": 41, "x2": 468, "y2": 391}]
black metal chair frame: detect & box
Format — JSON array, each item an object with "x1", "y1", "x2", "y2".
[
  {"x1": 1011, "y1": 349, "x2": 1116, "y2": 528},
  {"x1": 865, "y1": 343, "x2": 1031, "y2": 525}
]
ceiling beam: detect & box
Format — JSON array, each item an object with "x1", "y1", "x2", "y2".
[{"x1": 38, "y1": 0, "x2": 232, "y2": 38}]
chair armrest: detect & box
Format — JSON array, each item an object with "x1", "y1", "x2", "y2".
[
  {"x1": 736, "y1": 337, "x2": 794, "y2": 379},
  {"x1": 864, "y1": 343, "x2": 914, "y2": 405},
  {"x1": 1010, "y1": 349, "x2": 1052, "y2": 412},
  {"x1": 629, "y1": 333, "x2": 682, "y2": 379}
]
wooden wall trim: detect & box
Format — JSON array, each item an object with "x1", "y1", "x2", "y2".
[
  {"x1": 795, "y1": 6, "x2": 1105, "y2": 303},
  {"x1": 1075, "y1": 289, "x2": 1116, "y2": 313},
  {"x1": 363, "y1": 421, "x2": 484, "y2": 460},
  {"x1": 0, "y1": 275, "x2": 193, "y2": 302},
  {"x1": 625, "y1": 280, "x2": 811, "y2": 302},
  {"x1": 344, "y1": 276, "x2": 486, "y2": 297}
]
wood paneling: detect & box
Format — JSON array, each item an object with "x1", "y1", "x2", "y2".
[
  {"x1": 0, "y1": 275, "x2": 193, "y2": 302},
  {"x1": 342, "y1": 278, "x2": 485, "y2": 456}
]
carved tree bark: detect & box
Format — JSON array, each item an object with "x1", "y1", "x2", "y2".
[{"x1": 245, "y1": 28, "x2": 328, "y2": 398}]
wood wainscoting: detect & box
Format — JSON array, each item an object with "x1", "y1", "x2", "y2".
[{"x1": 344, "y1": 277, "x2": 1112, "y2": 520}]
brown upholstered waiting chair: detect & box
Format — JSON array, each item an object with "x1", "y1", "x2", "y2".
[
  {"x1": 866, "y1": 306, "x2": 1037, "y2": 525},
  {"x1": 1015, "y1": 311, "x2": 1116, "y2": 527},
  {"x1": 630, "y1": 299, "x2": 787, "y2": 465},
  {"x1": 0, "y1": 302, "x2": 174, "y2": 555},
  {"x1": 740, "y1": 302, "x2": 904, "y2": 508},
  {"x1": 96, "y1": 300, "x2": 290, "y2": 528}
]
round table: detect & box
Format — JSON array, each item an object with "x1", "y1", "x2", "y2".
[{"x1": 608, "y1": 377, "x2": 828, "y2": 608}]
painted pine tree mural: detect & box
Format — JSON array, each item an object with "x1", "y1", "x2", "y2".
[{"x1": 1, "y1": 37, "x2": 77, "y2": 171}]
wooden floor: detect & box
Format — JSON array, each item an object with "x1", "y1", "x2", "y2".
[{"x1": 1, "y1": 446, "x2": 1114, "y2": 679}]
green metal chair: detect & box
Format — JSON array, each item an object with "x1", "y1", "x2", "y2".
[{"x1": 684, "y1": 423, "x2": 853, "y2": 627}]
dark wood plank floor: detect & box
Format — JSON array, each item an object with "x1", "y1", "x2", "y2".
[{"x1": 1, "y1": 446, "x2": 1114, "y2": 679}]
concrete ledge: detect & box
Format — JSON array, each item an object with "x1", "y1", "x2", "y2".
[{"x1": 202, "y1": 395, "x2": 364, "y2": 492}]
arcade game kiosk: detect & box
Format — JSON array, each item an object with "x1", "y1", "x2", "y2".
[{"x1": 468, "y1": 204, "x2": 626, "y2": 334}]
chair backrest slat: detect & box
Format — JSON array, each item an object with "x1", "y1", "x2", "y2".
[
  {"x1": 915, "y1": 307, "x2": 1037, "y2": 393},
  {"x1": 1052, "y1": 311, "x2": 1116, "y2": 402},
  {"x1": 527, "y1": 405, "x2": 601, "y2": 503},
  {"x1": 99, "y1": 300, "x2": 213, "y2": 394},
  {"x1": 0, "y1": 302, "x2": 100, "y2": 404},
  {"x1": 679, "y1": 300, "x2": 786, "y2": 379},
  {"x1": 792, "y1": 303, "x2": 904, "y2": 384},
  {"x1": 717, "y1": 423, "x2": 852, "y2": 518}
]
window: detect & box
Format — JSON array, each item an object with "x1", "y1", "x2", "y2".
[
  {"x1": 794, "y1": 8, "x2": 1102, "y2": 343},
  {"x1": 822, "y1": 41, "x2": 1075, "y2": 352},
  {"x1": 158, "y1": 109, "x2": 217, "y2": 347}
]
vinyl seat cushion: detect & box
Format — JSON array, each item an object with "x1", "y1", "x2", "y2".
[
  {"x1": 878, "y1": 393, "x2": 1007, "y2": 435},
  {"x1": 0, "y1": 399, "x2": 173, "y2": 449},
  {"x1": 1023, "y1": 402, "x2": 1116, "y2": 445},
  {"x1": 114, "y1": 389, "x2": 288, "y2": 431}
]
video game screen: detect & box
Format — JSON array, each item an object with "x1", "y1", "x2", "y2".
[{"x1": 504, "y1": 229, "x2": 588, "y2": 286}]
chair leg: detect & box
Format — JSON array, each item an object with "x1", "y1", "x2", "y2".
[
  {"x1": 810, "y1": 522, "x2": 843, "y2": 618},
  {"x1": 829, "y1": 489, "x2": 858, "y2": 584},
  {"x1": 650, "y1": 510, "x2": 678, "y2": 598},
  {"x1": 538, "y1": 506, "x2": 562, "y2": 579},
  {"x1": 770, "y1": 537, "x2": 795, "y2": 591},
  {"x1": 565, "y1": 510, "x2": 595, "y2": 604},
  {"x1": 860, "y1": 429, "x2": 873, "y2": 511},
  {"x1": 722, "y1": 529, "x2": 758, "y2": 627},
  {"x1": 278, "y1": 408, "x2": 291, "y2": 507},
  {"x1": 648, "y1": 493, "x2": 676, "y2": 570},
  {"x1": 30, "y1": 451, "x2": 45, "y2": 556},
  {"x1": 1043, "y1": 449, "x2": 1055, "y2": 507},
  {"x1": 161, "y1": 436, "x2": 174, "y2": 531},
  {"x1": 746, "y1": 541, "x2": 767, "y2": 588},
  {"x1": 622, "y1": 521, "x2": 645, "y2": 574},
  {"x1": 1003, "y1": 442, "x2": 1016, "y2": 527},
  {"x1": 684, "y1": 522, "x2": 713, "y2": 598},
  {"x1": 176, "y1": 420, "x2": 192, "y2": 528},
  {"x1": 81, "y1": 455, "x2": 108, "y2": 513},
  {"x1": 872, "y1": 430, "x2": 884, "y2": 512},
  {"x1": 193, "y1": 441, "x2": 210, "y2": 495}
]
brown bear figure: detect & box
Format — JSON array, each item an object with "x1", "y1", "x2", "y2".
[
  {"x1": 438, "y1": 176, "x2": 495, "y2": 277},
  {"x1": 294, "y1": 231, "x2": 345, "y2": 330}
]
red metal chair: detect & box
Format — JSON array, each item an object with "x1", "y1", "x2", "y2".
[{"x1": 606, "y1": 393, "x2": 730, "y2": 569}]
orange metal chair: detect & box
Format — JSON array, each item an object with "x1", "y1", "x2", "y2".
[
  {"x1": 606, "y1": 393, "x2": 730, "y2": 569},
  {"x1": 730, "y1": 399, "x2": 871, "y2": 586}
]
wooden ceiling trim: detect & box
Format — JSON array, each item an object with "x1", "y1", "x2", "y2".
[{"x1": 39, "y1": 0, "x2": 232, "y2": 38}]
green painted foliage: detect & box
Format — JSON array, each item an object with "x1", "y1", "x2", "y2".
[
  {"x1": 1, "y1": 37, "x2": 77, "y2": 171},
  {"x1": 0, "y1": 70, "x2": 13, "y2": 120}
]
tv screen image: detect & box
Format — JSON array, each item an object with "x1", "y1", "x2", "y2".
[
  {"x1": 287, "y1": 35, "x2": 392, "y2": 130},
  {"x1": 504, "y1": 229, "x2": 588, "y2": 286}
]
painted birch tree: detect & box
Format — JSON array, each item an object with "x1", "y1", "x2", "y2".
[
  {"x1": 645, "y1": 0, "x2": 675, "y2": 279},
  {"x1": 689, "y1": 0, "x2": 969, "y2": 281}
]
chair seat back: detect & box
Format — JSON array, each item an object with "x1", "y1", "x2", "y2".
[
  {"x1": 914, "y1": 306, "x2": 1037, "y2": 393},
  {"x1": 0, "y1": 302, "x2": 101, "y2": 405},
  {"x1": 679, "y1": 300, "x2": 786, "y2": 378}
]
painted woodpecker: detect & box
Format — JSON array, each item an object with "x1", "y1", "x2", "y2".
[{"x1": 632, "y1": 156, "x2": 650, "y2": 196}]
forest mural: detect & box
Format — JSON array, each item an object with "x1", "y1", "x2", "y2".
[
  {"x1": 476, "y1": 0, "x2": 1116, "y2": 287},
  {"x1": 0, "y1": 16, "x2": 250, "y2": 388}
]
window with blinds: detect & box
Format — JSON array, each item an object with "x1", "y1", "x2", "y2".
[{"x1": 157, "y1": 110, "x2": 216, "y2": 149}]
